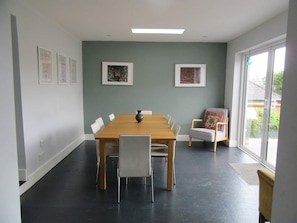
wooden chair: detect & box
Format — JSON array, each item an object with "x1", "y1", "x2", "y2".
[{"x1": 188, "y1": 108, "x2": 228, "y2": 152}]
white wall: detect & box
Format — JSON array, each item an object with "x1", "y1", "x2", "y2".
[
  {"x1": 1, "y1": 0, "x2": 85, "y2": 197},
  {"x1": 225, "y1": 11, "x2": 288, "y2": 147},
  {"x1": 0, "y1": 1, "x2": 22, "y2": 222},
  {"x1": 272, "y1": 0, "x2": 297, "y2": 221}
]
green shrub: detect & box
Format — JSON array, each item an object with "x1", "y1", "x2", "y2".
[{"x1": 247, "y1": 108, "x2": 280, "y2": 138}]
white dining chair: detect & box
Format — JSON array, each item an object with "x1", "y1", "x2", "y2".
[
  {"x1": 139, "y1": 110, "x2": 152, "y2": 114},
  {"x1": 151, "y1": 123, "x2": 181, "y2": 185},
  {"x1": 165, "y1": 114, "x2": 172, "y2": 124},
  {"x1": 91, "y1": 121, "x2": 119, "y2": 186},
  {"x1": 117, "y1": 135, "x2": 154, "y2": 203},
  {"x1": 151, "y1": 117, "x2": 175, "y2": 149},
  {"x1": 96, "y1": 116, "x2": 119, "y2": 148},
  {"x1": 95, "y1": 117, "x2": 105, "y2": 129},
  {"x1": 109, "y1": 113, "x2": 115, "y2": 121}
]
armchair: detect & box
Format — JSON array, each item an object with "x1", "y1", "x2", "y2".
[
  {"x1": 257, "y1": 168, "x2": 275, "y2": 223},
  {"x1": 188, "y1": 108, "x2": 228, "y2": 152}
]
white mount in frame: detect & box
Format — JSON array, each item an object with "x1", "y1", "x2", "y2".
[{"x1": 175, "y1": 64, "x2": 206, "y2": 87}]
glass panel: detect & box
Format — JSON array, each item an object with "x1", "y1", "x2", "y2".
[
  {"x1": 243, "y1": 52, "x2": 268, "y2": 157},
  {"x1": 266, "y1": 47, "x2": 285, "y2": 166}
]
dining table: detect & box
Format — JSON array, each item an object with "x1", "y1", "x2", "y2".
[{"x1": 95, "y1": 113, "x2": 176, "y2": 191}]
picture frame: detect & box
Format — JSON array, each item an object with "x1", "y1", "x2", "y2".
[
  {"x1": 102, "y1": 62, "x2": 133, "y2": 86},
  {"x1": 38, "y1": 47, "x2": 53, "y2": 84},
  {"x1": 175, "y1": 64, "x2": 206, "y2": 87},
  {"x1": 57, "y1": 53, "x2": 67, "y2": 84}
]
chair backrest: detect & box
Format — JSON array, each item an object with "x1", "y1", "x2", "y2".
[
  {"x1": 172, "y1": 123, "x2": 181, "y2": 157},
  {"x1": 173, "y1": 123, "x2": 181, "y2": 137},
  {"x1": 169, "y1": 118, "x2": 175, "y2": 130},
  {"x1": 165, "y1": 114, "x2": 172, "y2": 124},
  {"x1": 203, "y1": 108, "x2": 228, "y2": 132},
  {"x1": 91, "y1": 121, "x2": 101, "y2": 158},
  {"x1": 119, "y1": 135, "x2": 151, "y2": 178},
  {"x1": 109, "y1": 113, "x2": 115, "y2": 121},
  {"x1": 95, "y1": 117, "x2": 105, "y2": 129},
  {"x1": 91, "y1": 122, "x2": 100, "y2": 136},
  {"x1": 140, "y1": 110, "x2": 152, "y2": 114}
]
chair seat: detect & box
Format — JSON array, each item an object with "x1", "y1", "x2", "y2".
[
  {"x1": 151, "y1": 148, "x2": 168, "y2": 157},
  {"x1": 189, "y1": 128, "x2": 225, "y2": 142},
  {"x1": 151, "y1": 143, "x2": 168, "y2": 151},
  {"x1": 106, "y1": 146, "x2": 119, "y2": 157}
]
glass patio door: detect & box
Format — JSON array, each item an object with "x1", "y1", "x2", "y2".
[{"x1": 241, "y1": 44, "x2": 285, "y2": 168}]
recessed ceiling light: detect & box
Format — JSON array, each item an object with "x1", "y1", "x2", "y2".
[{"x1": 131, "y1": 28, "x2": 185, "y2": 34}]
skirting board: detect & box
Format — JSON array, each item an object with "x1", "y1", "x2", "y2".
[
  {"x1": 18, "y1": 169, "x2": 28, "y2": 182},
  {"x1": 19, "y1": 135, "x2": 85, "y2": 195}
]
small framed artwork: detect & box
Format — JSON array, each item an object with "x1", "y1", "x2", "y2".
[
  {"x1": 57, "y1": 53, "x2": 67, "y2": 84},
  {"x1": 69, "y1": 57, "x2": 77, "y2": 84},
  {"x1": 102, "y1": 62, "x2": 133, "y2": 86},
  {"x1": 175, "y1": 64, "x2": 206, "y2": 87},
  {"x1": 38, "y1": 47, "x2": 53, "y2": 84}
]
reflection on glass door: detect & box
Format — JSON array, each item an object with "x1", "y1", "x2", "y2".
[
  {"x1": 242, "y1": 45, "x2": 285, "y2": 168},
  {"x1": 243, "y1": 52, "x2": 268, "y2": 158},
  {"x1": 266, "y1": 47, "x2": 285, "y2": 166}
]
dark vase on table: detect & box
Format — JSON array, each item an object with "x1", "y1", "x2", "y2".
[{"x1": 135, "y1": 110, "x2": 144, "y2": 123}]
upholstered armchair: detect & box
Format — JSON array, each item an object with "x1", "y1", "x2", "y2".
[
  {"x1": 188, "y1": 108, "x2": 228, "y2": 152},
  {"x1": 257, "y1": 168, "x2": 275, "y2": 223}
]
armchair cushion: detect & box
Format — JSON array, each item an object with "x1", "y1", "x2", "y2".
[
  {"x1": 203, "y1": 111, "x2": 225, "y2": 130},
  {"x1": 189, "y1": 128, "x2": 225, "y2": 141}
]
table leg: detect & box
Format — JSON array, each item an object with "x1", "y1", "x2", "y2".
[
  {"x1": 99, "y1": 140, "x2": 106, "y2": 190},
  {"x1": 167, "y1": 140, "x2": 174, "y2": 191}
]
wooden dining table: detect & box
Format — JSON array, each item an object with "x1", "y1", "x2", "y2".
[{"x1": 95, "y1": 114, "x2": 176, "y2": 191}]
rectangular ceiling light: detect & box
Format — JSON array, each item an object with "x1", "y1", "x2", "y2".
[{"x1": 131, "y1": 28, "x2": 184, "y2": 34}]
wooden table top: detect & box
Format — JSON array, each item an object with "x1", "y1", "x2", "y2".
[{"x1": 95, "y1": 114, "x2": 176, "y2": 140}]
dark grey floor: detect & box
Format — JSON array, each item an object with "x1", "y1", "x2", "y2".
[{"x1": 21, "y1": 141, "x2": 260, "y2": 223}]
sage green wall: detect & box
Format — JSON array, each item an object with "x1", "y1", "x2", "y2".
[{"x1": 83, "y1": 41, "x2": 227, "y2": 135}]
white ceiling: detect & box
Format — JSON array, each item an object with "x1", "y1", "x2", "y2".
[{"x1": 23, "y1": 0, "x2": 289, "y2": 42}]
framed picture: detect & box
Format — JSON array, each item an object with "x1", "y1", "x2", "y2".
[
  {"x1": 38, "y1": 47, "x2": 53, "y2": 84},
  {"x1": 102, "y1": 62, "x2": 133, "y2": 86},
  {"x1": 57, "y1": 53, "x2": 67, "y2": 84},
  {"x1": 175, "y1": 64, "x2": 206, "y2": 87},
  {"x1": 69, "y1": 57, "x2": 77, "y2": 84}
]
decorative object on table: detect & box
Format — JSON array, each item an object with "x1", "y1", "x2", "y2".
[
  {"x1": 135, "y1": 110, "x2": 144, "y2": 123},
  {"x1": 102, "y1": 62, "x2": 133, "y2": 86},
  {"x1": 175, "y1": 64, "x2": 206, "y2": 87}
]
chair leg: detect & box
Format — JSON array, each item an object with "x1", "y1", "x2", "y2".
[
  {"x1": 173, "y1": 162, "x2": 176, "y2": 185},
  {"x1": 117, "y1": 170, "x2": 120, "y2": 204},
  {"x1": 96, "y1": 160, "x2": 99, "y2": 185},
  {"x1": 213, "y1": 141, "x2": 218, "y2": 152},
  {"x1": 188, "y1": 137, "x2": 192, "y2": 146},
  {"x1": 151, "y1": 169, "x2": 154, "y2": 203},
  {"x1": 259, "y1": 213, "x2": 267, "y2": 223}
]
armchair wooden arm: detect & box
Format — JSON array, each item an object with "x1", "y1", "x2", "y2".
[
  {"x1": 191, "y1": 118, "x2": 203, "y2": 128},
  {"x1": 257, "y1": 168, "x2": 275, "y2": 223}
]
